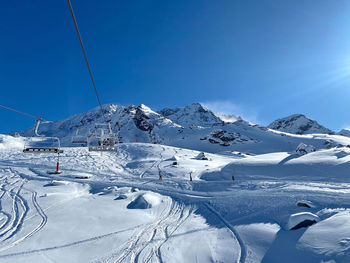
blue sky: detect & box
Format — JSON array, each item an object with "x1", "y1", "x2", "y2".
[{"x1": 1, "y1": 0, "x2": 350, "y2": 133}]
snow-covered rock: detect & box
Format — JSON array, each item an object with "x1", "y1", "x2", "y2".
[
  {"x1": 298, "y1": 211, "x2": 350, "y2": 259},
  {"x1": 207, "y1": 129, "x2": 257, "y2": 146},
  {"x1": 295, "y1": 143, "x2": 316, "y2": 155},
  {"x1": 195, "y1": 152, "x2": 209, "y2": 160},
  {"x1": 288, "y1": 212, "x2": 319, "y2": 230},
  {"x1": 268, "y1": 114, "x2": 333, "y2": 135},
  {"x1": 296, "y1": 200, "x2": 314, "y2": 208}
]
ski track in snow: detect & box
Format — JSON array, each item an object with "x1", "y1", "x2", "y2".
[
  {"x1": 0, "y1": 189, "x2": 48, "y2": 252},
  {"x1": 0, "y1": 178, "x2": 28, "y2": 243},
  {"x1": 0, "y1": 168, "x2": 49, "y2": 253},
  {"x1": 0, "y1": 225, "x2": 146, "y2": 259},
  {"x1": 90, "y1": 199, "x2": 192, "y2": 263},
  {"x1": 204, "y1": 203, "x2": 246, "y2": 263}
]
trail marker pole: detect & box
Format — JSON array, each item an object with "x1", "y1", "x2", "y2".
[{"x1": 56, "y1": 153, "x2": 60, "y2": 174}]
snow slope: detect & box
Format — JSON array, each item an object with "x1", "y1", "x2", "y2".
[{"x1": 0, "y1": 137, "x2": 350, "y2": 262}]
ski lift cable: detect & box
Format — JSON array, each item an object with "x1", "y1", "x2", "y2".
[
  {"x1": 66, "y1": 0, "x2": 107, "y2": 123},
  {"x1": 0, "y1": 104, "x2": 48, "y2": 122}
]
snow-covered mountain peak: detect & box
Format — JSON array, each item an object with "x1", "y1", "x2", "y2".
[
  {"x1": 338, "y1": 128, "x2": 350, "y2": 137},
  {"x1": 268, "y1": 114, "x2": 333, "y2": 135},
  {"x1": 159, "y1": 103, "x2": 222, "y2": 127}
]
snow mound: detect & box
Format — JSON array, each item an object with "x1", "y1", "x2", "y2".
[
  {"x1": 43, "y1": 180, "x2": 70, "y2": 187},
  {"x1": 288, "y1": 212, "x2": 319, "y2": 230},
  {"x1": 166, "y1": 155, "x2": 179, "y2": 162},
  {"x1": 126, "y1": 193, "x2": 162, "y2": 209},
  {"x1": 143, "y1": 192, "x2": 163, "y2": 207},
  {"x1": 127, "y1": 195, "x2": 151, "y2": 209},
  {"x1": 298, "y1": 211, "x2": 350, "y2": 259},
  {"x1": 235, "y1": 223, "x2": 280, "y2": 263},
  {"x1": 0, "y1": 135, "x2": 24, "y2": 150},
  {"x1": 296, "y1": 143, "x2": 316, "y2": 155}
]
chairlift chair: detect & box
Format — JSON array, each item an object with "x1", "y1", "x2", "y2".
[
  {"x1": 23, "y1": 120, "x2": 63, "y2": 154},
  {"x1": 23, "y1": 120, "x2": 63, "y2": 174},
  {"x1": 71, "y1": 128, "x2": 88, "y2": 146},
  {"x1": 88, "y1": 122, "x2": 118, "y2": 152}
]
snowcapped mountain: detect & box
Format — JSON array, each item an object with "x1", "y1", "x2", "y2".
[
  {"x1": 20, "y1": 104, "x2": 181, "y2": 146},
  {"x1": 19, "y1": 104, "x2": 348, "y2": 154},
  {"x1": 268, "y1": 114, "x2": 334, "y2": 135},
  {"x1": 338, "y1": 128, "x2": 350, "y2": 137},
  {"x1": 158, "y1": 103, "x2": 222, "y2": 127}
]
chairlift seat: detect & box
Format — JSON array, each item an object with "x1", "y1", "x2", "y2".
[
  {"x1": 88, "y1": 146, "x2": 118, "y2": 152},
  {"x1": 71, "y1": 129, "x2": 88, "y2": 145},
  {"x1": 23, "y1": 147, "x2": 63, "y2": 154},
  {"x1": 72, "y1": 139, "x2": 88, "y2": 145}
]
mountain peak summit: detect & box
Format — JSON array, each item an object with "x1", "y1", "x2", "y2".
[
  {"x1": 159, "y1": 103, "x2": 222, "y2": 127},
  {"x1": 268, "y1": 114, "x2": 333, "y2": 135}
]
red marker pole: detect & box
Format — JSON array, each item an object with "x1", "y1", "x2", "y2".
[{"x1": 56, "y1": 153, "x2": 60, "y2": 174}]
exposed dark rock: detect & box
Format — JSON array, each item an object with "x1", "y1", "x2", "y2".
[
  {"x1": 291, "y1": 220, "x2": 317, "y2": 230},
  {"x1": 208, "y1": 138, "x2": 219, "y2": 144},
  {"x1": 297, "y1": 201, "x2": 313, "y2": 208},
  {"x1": 114, "y1": 195, "x2": 127, "y2": 200}
]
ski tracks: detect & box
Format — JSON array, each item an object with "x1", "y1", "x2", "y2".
[
  {"x1": 204, "y1": 203, "x2": 246, "y2": 263},
  {"x1": 91, "y1": 199, "x2": 192, "y2": 263},
  {"x1": 0, "y1": 190, "x2": 48, "y2": 252},
  {"x1": 0, "y1": 167, "x2": 48, "y2": 252}
]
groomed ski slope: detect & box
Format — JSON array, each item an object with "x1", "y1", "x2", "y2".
[{"x1": 0, "y1": 135, "x2": 350, "y2": 262}]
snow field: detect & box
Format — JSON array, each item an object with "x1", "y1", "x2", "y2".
[{"x1": 0, "y1": 139, "x2": 350, "y2": 262}]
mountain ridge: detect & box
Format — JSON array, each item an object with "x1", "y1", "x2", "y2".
[
  {"x1": 18, "y1": 103, "x2": 349, "y2": 154},
  {"x1": 268, "y1": 114, "x2": 334, "y2": 135}
]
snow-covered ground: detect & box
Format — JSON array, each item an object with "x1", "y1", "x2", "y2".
[{"x1": 0, "y1": 135, "x2": 350, "y2": 262}]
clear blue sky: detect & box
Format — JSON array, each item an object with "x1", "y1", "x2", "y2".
[{"x1": 1, "y1": 0, "x2": 350, "y2": 133}]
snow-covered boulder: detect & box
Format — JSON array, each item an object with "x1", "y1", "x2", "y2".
[
  {"x1": 296, "y1": 143, "x2": 316, "y2": 155},
  {"x1": 297, "y1": 211, "x2": 350, "y2": 259},
  {"x1": 115, "y1": 194, "x2": 127, "y2": 200},
  {"x1": 195, "y1": 152, "x2": 209, "y2": 160},
  {"x1": 268, "y1": 114, "x2": 333, "y2": 135},
  {"x1": 166, "y1": 155, "x2": 179, "y2": 162},
  {"x1": 288, "y1": 212, "x2": 319, "y2": 230}
]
